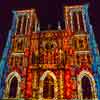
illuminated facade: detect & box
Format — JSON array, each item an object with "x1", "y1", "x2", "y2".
[{"x1": 0, "y1": 4, "x2": 100, "y2": 100}]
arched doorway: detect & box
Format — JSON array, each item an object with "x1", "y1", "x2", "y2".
[
  {"x1": 82, "y1": 76, "x2": 92, "y2": 99},
  {"x1": 39, "y1": 71, "x2": 58, "y2": 99},
  {"x1": 43, "y1": 75, "x2": 54, "y2": 99},
  {"x1": 77, "y1": 70, "x2": 97, "y2": 100},
  {"x1": 4, "y1": 72, "x2": 21, "y2": 98},
  {"x1": 9, "y1": 77, "x2": 18, "y2": 98}
]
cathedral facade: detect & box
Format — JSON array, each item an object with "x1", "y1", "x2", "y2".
[{"x1": 0, "y1": 4, "x2": 100, "y2": 100}]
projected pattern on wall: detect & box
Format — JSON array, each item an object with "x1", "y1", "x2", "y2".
[{"x1": 0, "y1": 4, "x2": 100, "y2": 100}]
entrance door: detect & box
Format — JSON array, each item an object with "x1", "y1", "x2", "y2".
[
  {"x1": 9, "y1": 77, "x2": 18, "y2": 98},
  {"x1": 43, "y1": 75, "x2": 54, "y2": 99},
  {"x1": 82, "y1": 76, "x2": 92, "y2": 99}
]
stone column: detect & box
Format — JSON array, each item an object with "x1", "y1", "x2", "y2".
[
  {"x1": 25, "y1": 15, "x2": 29, "y2": 34},
  {"x1": 59, "y1": 70, "x2": 64, "y2": 99},
  {"x1": 76, "y1": 12, "x2": 80, "y2": 31},
  {"x1": 70, "y1": 11, "x2": 73, "y2": 32},
  {"x1": 16, "y1": 17, "x2": 19, "y2": 34},
  {"x1": 82, "y1": 10, "x2": 87, "y2": 32},
  {"x1": 20, "y1": 16, "x2": 24, "y2": 34},
  {"x1": 32, "y1": 71, "x2": 37, "y2": 98}
]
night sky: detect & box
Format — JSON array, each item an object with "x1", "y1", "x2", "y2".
[{"x1": 0, "y1": 0, "x2": 99, "y2": 58}]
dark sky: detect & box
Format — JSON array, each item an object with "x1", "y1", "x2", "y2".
[{"x1": 0, "y1": 0, "x2": 99, "y2": 57}]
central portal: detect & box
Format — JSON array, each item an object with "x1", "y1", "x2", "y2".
[
  {"x1": 39, "y1": 71, "x2": 58, "y2": 99},
  {"x1": 43, "y1": 75, "x2": 54, "y2": 99}
]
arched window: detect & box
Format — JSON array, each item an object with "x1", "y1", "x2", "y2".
[
  {"x1": 79, "y1": 11, "x2": 84, "y2": 32},
  {"x1": 82, "y1": 76, "x2": 92, "y2": 99},
  {"x1": 9, "y1": 77, "x2": 18, "y2": 98},
  {"x1": 73, "y1": 12, "x2": 78, "y2": 32},
  {"x1": 22, "y1": 15, "x2": 27, "y2": 34},
  {"x1": 32, "y1": 52, "x2": 35, "y2": 64},
  {"x1": 32, "y1": 52, "x2": 39, "y2": 64},
  {"x1": 17, "y1": 16, "x2": 22, "y2": 33},
  {"x1": 17, "y1": 39, "x2": 24, "y2": 51},
  {"x1": 43, "y1": 75, "x2": 54, "y2": 99}
]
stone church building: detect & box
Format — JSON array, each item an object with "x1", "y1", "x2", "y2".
[{"x1": 0, "y1": 4, "x2": 100, "y2": 100}]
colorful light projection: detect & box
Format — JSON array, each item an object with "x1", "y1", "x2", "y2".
[{"x1": 0, "y1": 4, "x2": 100, "y2": 100}]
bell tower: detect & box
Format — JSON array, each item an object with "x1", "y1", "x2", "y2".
[
  {"x1": 64, "y1": 4, "x2": 100, "y2": 99},
  {"x1": 64, "y1": 5, "x2": 87, "y2": 33},
  {"x1": 13, "y1": 9, "x2": 38, "y2": 35}
]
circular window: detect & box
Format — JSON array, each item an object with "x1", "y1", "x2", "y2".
[{"x1": 42, "y1": 40, "x2": 57, "y2": 51}]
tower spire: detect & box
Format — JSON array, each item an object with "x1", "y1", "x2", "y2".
[
  {"x1": 58, "y1": 21, "x2": 61, "y2": 30},
  {"x1": 37, "y1": 23, "x2": 40, "y2": 32}
]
